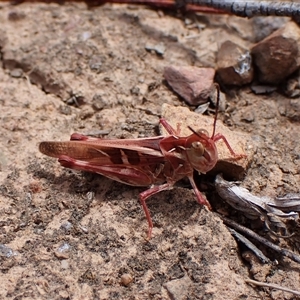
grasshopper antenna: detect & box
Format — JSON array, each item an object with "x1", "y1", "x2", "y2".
[{"x1": 211, "y1": 84, "x2": 220, "y2": 139}]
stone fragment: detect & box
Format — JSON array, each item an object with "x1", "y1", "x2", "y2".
[
  {"x1": 250, "y1": 83, "x2": 277, "y2": 95},
  {"x1": 163, "y1": 276, "x2": 192, "y2": 300},
  {"x1": 54, "y1": 243, "x2": 71, "y2": 260},
  {"x1": 145, "y1": 43, "x2": 165, "y2": 56},
  {"x1": 217, "y1": 40, "x2": 253, "y2": 86},
  {"x1": 285, "y1": 75, "x2": 300, "y2": 98},
  {"x1": 9, "y1": 68, "x2": 23, "y2": 78},
  {"x1": 279, "y1": 98, "x2": 300, "y2": 122},
  {"x1": 164, "y1": 66, "x2": 215, "y2": 105},
  {"x1": 120, "y1": 273, "x2": 133, "y2": 286},
  {"x1": 161, "y1": 104, "x2": 255, "y2": 180},
  {"x1": 251, "y1": 21, "x2": 300, "y2": 84},
  {"x1": 0, "y1": 244, "x2": 16, "y2": 258}
]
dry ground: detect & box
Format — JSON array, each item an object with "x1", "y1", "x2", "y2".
[{"x1": 0, "y1": 2, "x2": 299, "y2": 299}]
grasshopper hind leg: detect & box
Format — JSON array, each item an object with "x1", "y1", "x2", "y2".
[{"x1": 139, "y1": 183, "x2": 174, "y2": 240}]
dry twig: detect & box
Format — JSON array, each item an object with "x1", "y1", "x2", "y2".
[
  {"x1": 245, "y1": 279, "x2": 300, "y2": 296},
  {"x1": 220, "y1": 215, "x2": 300, "y2": 264},
  {"x1": 181, "y1": 0, "x2": 300, "y2": 17},
  {"x1": 229, "y1": 228, "x2": 270, "y2": 264}
]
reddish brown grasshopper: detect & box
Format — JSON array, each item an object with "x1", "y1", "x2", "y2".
[{"x1": 39, "y1": 89, "x2": 244, "y2": 239}]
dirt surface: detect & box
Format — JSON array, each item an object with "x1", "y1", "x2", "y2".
[{"x1": 0, "y1": 2, "x2": 300, "y2": 300}]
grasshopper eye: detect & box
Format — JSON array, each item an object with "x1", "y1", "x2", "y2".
[
  {"x1": 197, "y1": 129, "x2": 209, "y2": 136},
  {"x1": 191, "y1": 141, "x2": 204, "y2": 156}
]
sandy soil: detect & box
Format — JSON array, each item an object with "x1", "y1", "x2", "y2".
[{"x1": 0, "y1": 2, "x2": 299, "y2": 299}]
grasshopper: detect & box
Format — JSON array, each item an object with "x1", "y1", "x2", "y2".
[{"x1": 40, "y1": 88, "x2": 244, "y2": 238}]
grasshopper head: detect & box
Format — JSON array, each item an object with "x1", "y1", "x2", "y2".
[{"x1": 185, "y1": 129, "x2": 218, "y2": 174}]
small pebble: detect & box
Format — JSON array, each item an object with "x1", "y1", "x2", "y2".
[
  {"x1": 0, "y1": 244, "x2": 16, "y2": 258},
  {"x1": 54, "y1": 243, "x2": 71, "y2": 259},
  {"x1": 251, "y1": 21, "x2": 300, "y2": 84},
  {"x1": 10, "y1": 68, "x2": 23, "y2": 78},
  {"x1": 120, "y1": 273, "x2": 133, "y2": 286},
  {"x1": 164, "y1": 66, "x2": 215, "y2": 106},
  {"x1": 217, "y1": 40, "x2": 253, "y2": 86},
  {"x1": 145, "y1": 43, "x2": 165, "y2": 56}
]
